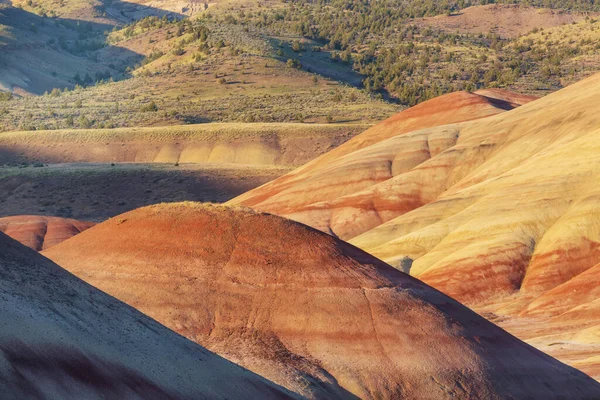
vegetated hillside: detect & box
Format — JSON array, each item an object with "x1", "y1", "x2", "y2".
[
  {"x1": 0, "y1": 123, "x2": 367, "y2": 166},
  {"x1": 0, "y1": 215, "x2": 94, "y2": 250},
  {"x1": 230, "y1": 72, "x2": 600, "y2": 379},
  {"x1": 0, "y1": 163, "x2": 290, "y2": 220},
  {"x1": 4, "y1": 1, "x2": 600, "y2": 131},
  {"x1": 43, "y1": 202, "x2": 600, "y2": 399},
  {"x1": 0, "y1": 8, "x2": 398, "y2": 129},
  {"x1": 0, "y1": 0, "x2": 189, "y2": 96},
  {"x1": 210, "y1": 1, "x2": 600, "y2": 103},
  {"x1": 0, "y1": 231, "x2": 296, "y2": 399},
  {"x1": 414, "y1": 4, "x2": 592, "y2": 38}
]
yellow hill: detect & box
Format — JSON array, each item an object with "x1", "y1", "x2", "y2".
[{"x1": 230, "y1": 73, "x2": 600, "y2": 378}]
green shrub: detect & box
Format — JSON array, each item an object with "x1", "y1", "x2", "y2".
[
  {"x1": 140, "y1": 101, "x2": 158, "y2": 112},
  {"x1": 286, "y1": 58, "x2": 301, "y2": 69}
]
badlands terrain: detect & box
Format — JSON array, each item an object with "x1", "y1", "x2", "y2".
[
  {"x1": 0, "y1": 231, "x2": 296, "y2": 399},
  {"x1": 229, "y1": 72, "x2": 600, "y2": 380},
  {"x1": 2, "y1": 0, "x2": 600, "y2": 397},
  {"x1": 43, "y1": 202, "x2": 600, "y2": 399}
]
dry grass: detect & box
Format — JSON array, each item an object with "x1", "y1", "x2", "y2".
[
  {"x1": 0, "y1": 162, "x2": 290, "y2": 220},
  {"x1": 0, "y1": 122, "x2": 371, "y2": 143}
]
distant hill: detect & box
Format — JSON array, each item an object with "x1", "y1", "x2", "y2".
[
  {"x1": 0, "y1": 215, "x2": 94, "y2": 250},
  {"x1": 414, "y1": 4, "x2": 594, "y2": 38}
]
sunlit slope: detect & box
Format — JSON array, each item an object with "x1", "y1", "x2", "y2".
[
  {"x1": 230, "y1": 90, "x2": 534, "y2": 238},
  {"x1": 351, "y1": 72, "x2": 600, "y2": 306},
  {"x1": 0, "y1": 123, "x2": 366, "y2": 166},
  {"x1": 43, "y1": 202, "x2": 600, "y2": 399}
]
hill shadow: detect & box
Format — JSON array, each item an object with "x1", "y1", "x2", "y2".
[
  {"x1": 268, "y1": 37, "x2": 364, "y2": 87},
  {"x1": 0, "y1": 161, "x2": 283, "y2": 221}
]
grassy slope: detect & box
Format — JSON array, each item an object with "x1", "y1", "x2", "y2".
[
  {"x1": 0, "y1": 163, "x2": 290, "y2": 220},
  {"x1": 0, "y1": 7, "x2": 399, "y2": 129},
  {"x1": 0, "y1": 122, "x2": 369, "y2": 166}
]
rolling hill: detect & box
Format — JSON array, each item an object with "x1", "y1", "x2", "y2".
[
  {"x1": 414, "y1": 4, "x2": 593, "y2": 39},
  {"x1": 0, "y1": 215, "x2": 94, "y2": 250},
  {"x1": 0, "y1": 122, "x2": 365, "y2": 220},
  {"x1": 0, "y1": 123, "x2": 366, "y2": 166},
  {"x1": 0, "y1": 230, "x2": 295, "y2": 399},
  {"x1": 43, "y1": 202, "x2": 600, "y2": 399},
  {"x1": 228, "y1": 72, "x2": 600, "y2": 378}
]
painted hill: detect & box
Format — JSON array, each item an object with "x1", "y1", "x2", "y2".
[
  {"x1": 0, "y1": 215, "x2": 94, "y2": 250},
  {"x1": 43, "y1": 202, "x2": 600, "y2": 399},
  {"x1": 0, "y1": 230, "x2": 294, "y2": 399},
  {"x1": 349, "y1": 72, "x2": 600, "y2": 304},
  {"x1": 229, "y1": 72, "x2": 600, "y2": 378},
  {"x1": 230, "y1": 89, "x2": 536, "y2": 239}
]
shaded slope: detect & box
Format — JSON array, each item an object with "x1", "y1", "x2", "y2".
[
  {"x1": 43, "y1": 202, "x2": 600, "y2": 399},
  {"x1": 0, "y1": 231, "x2": 295, "y2": 399},
  {"x1": 0, "y1": 163, "x2": 289, "y2": 221},
  {"x1": 0, "y1": 5, "x2": 133, "y2": 95},
  {"x1": 0, "y1": 215, "x2": 94, "y2": 250}
]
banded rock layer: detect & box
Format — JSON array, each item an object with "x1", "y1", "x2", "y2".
[
  {"x1": 231, "y1": 73, "x2": 600, "y2": 378},
  {"x1": 0, "y1": 231, "x2": 295, "y2": 399},
  {"x1": 44, "y1": 202, "x2": 600, "y2": 399},
  {"x1": 0, "y1": 215, "x2": 94, "y2": 251}
]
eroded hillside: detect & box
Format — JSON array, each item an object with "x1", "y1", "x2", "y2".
[{"x1": 230, "y1": 73, "x2": 600, "y2": 378}]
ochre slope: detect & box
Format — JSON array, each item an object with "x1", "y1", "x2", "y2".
[
  {"x1": 345, "y1": 73, "x2": 600, "y2": 378},
  {"x1": 0, "y1": 231, "x2": 295, "y2": 399},
  {"x1": 43, "y1": 202, "x2": 600, "y2": 399},
  {"x1": 0, "y1": 215, "x2": 94, "y2": 251},
  {"x1": 228, "y1": 91, "x2": 535, "y2": 238},
  {"x1": 350, "y1": 72, "x2": 600, "y2": 302}
]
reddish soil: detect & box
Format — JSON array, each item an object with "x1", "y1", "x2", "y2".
[
  {"x1": 414, "y1": 5, "x2": 593, "y2": 39},
  {"x1": 0, "y1": 215, "x2": 94, "y2": 251},
  {"x1": 43, "y1": 202, "x2": 600, "y2": 399},
  {"x1": 0, "y1": 231, "x2": 295, "y2": 399}
]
